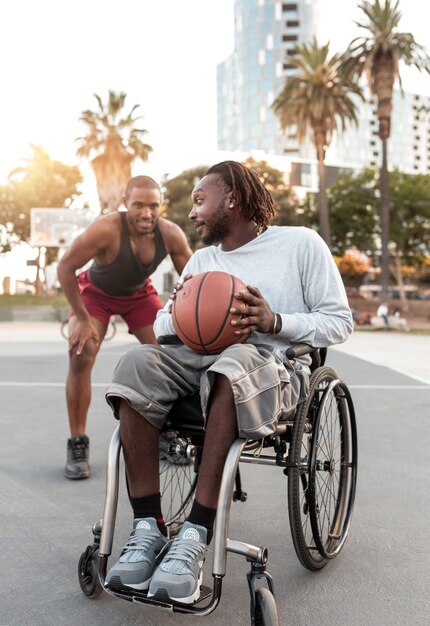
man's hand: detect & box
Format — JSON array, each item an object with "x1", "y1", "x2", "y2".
[
  {"x1": 68, "y1": 319, "x2": 99, "y2": 356},
  {"x1": 230, "y1": 284, "x2": 276, "y2": 336},
  {"x1": 168, "y1": 274, "x2": 193, "y2": 312}
]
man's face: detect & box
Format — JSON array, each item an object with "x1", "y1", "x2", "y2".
[
  {"x1": 189, "y1": 174, "x2": 231, "y2": 245},
  {"x1": 124, "y1": 186, "x2": 161, "y2": 234}
]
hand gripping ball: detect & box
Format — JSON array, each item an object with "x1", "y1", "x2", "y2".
[{"x1": 172, "y1": 271, "x2": 248, "y2": 354}]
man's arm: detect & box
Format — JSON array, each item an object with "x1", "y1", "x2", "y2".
[
  {"x1": 160, "y1": 219, "x2": 193, "y2": 275},
  {"x1": 57, "y1": 217, "x2": 114, "y2": 353},
  {"x1": 277, "y1": 231, "x2": 353, "y2": 347}
]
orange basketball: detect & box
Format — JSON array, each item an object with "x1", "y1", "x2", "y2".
[{"x1": 172, "y1": 271, "x2": 248, "y2": 354}]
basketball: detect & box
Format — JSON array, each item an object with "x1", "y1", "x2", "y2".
[{"x1": 172, "y1": 271, "x2": 248, "y2": 354}]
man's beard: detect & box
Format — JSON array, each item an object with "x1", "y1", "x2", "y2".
[{"x1": 200, "y1": 206, "x2": 230, "y2": 246}]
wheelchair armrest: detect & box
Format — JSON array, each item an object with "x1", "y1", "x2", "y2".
[
  {"x1": 157, "y1": 334, "x2": 183, "y2": 345},
  {"x1": 286, "y1": 344, "x2": 327, "y2": 371},
  {"x1": 285, "y1": 343, "x2": 316, "y2": 359}
]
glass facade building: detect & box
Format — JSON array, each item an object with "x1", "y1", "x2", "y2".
[
  {"x1": 217, "y1": 0, "x2": 317, "y2": 155},
  {"x1": 218, "y1": 0, "x2": 430, "y2": 178}
]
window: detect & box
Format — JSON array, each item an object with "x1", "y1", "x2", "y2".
[
  {"x1": 283, "y1": 34, "x2": 298, "y2": 41},
  {"x1": 286, "y1": 20, "x2": 299, "y2": 27},
  {"x1": 282, "y1": 3, "x2": 297, "y2": 11}
]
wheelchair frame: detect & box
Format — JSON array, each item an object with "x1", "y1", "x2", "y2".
[{"x1": 78, "y1": 344, "x2": 357, "y2": 624}]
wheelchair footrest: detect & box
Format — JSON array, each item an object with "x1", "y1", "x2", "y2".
[{"x1": 105, "y1": 582, "x2": 212, "y2": 607}]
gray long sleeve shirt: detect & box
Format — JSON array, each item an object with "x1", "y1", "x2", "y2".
[{"x1": 154, "y1": 226, "x2": 353, "y2": 350}]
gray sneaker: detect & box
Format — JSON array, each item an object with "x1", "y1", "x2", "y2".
[
  {"x1": 65, "y1": 435, "x2": 90, "y2": 479},
  {"x1": 106, "y1": 518, "x2": 168, "y2": 590},
  {"x1": 148, "y1": 521, "x2": 207, "y2": 604}
]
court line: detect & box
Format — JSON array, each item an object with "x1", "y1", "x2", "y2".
[{"x1": 0, "y1": 382, "x2": 429, "y2": 390}]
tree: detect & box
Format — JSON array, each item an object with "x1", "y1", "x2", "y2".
[
  {"x1": 1, "y1": 145, "x2": 82, "y2": 248},
  {"x1": 342, "y1": 0, "x2": 430, "y2": 298},
  {"x1": 1, "y1": 145, "x2": 82, "y2": 292},
  {"x1": 162, "y1": 159, "x2": 302, "y2": 251},
  {"x1": 76, "y1": 91, "x2": 152, "y2": 213},
  {"x1": 326, "y1": 168, "x2": 379, "y2": 255},
  {"x1": 162, "y1": 166, "x2": 209, "y2": 250},
  {"x1": 322, "y1": 167, "x2": 430, "y2": 310},
  {"x1": 272, "y1": 38, "x2": 363, "y2": 245},
  {"x1": 242, "y1": 157, "x2": 302, "y2": 227},
  {"x1": 336, "y1": 247, "x2": 371, "y2": 287}
]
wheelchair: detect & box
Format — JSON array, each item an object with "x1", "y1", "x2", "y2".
[{"x1": 78, "y1": 341, "x2": 357, "y2": 625}]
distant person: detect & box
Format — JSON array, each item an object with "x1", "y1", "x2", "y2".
[
  {"x1": 57, "y1": 175, "x2": 192, "y2": 480},
  {"x1": 376, "y1": 302, "x2": 389, "y2": 326}
]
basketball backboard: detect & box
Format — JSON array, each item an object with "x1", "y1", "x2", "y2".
[{"x1": 30, "y1": 208, "x2": 95, "y2": 247}]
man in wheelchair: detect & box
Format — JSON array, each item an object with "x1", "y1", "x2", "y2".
[{"x1": 104, "y1": 160, "x2": 353, "y2": 605}]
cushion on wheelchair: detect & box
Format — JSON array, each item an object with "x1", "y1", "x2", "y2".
[{"x1": 165, "y1": 394, "x2": 204, "y2": 430}]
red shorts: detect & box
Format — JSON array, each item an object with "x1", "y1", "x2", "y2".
[{"x1": 71, "y1": 270, "x2": 164, "y2": 332}]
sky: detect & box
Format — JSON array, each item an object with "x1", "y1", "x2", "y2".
[{"x1": 2, "y1": 0, "x2": 430, "y2": 210}]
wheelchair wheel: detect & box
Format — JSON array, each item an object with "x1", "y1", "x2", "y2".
[
  {"x1": 159, "y1": 430, "x2": 198, "y2": 535},
  {"x1": 288, "y1": 366, "x2": 357, "y2": 571},
  {"x1": 253, "y1": 588, "x2": 279, "y2": 626},
  {"x1": 78, "y1": 546, "x2": 102, "y2": 598},
  {"x1": 60, "y1": 320, "x2": 69, "y2": 340}
]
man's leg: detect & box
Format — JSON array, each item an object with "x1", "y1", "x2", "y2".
[
  {"x1": 66, "y1": 315, "x2": 105, "y2": 436},
  {"x1": 148, "y1": 374, "x2": 238, "y2": 603},
  {"x1": 194, "y1": 373, "x2": 238, "y2": 509},
  {"x1": 132, "y1": 324, "x2": 159, "y2": 345},
  {"x1": 119, "y1": 398, "x2": 161, "y2": 498},
  {"x1": 65, "y1": 315, "x2": 105, "y2": 479},
  {"x1": 105, "y1": 399, "x2": 169, "y2": 590}
]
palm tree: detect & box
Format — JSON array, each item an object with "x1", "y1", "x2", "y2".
[
  {"x1": 341, "y1": 0, "x2": 430, "y2": 299},
  {"x1": 272, "y1": 38, "x2": 363, "y2": 245},
  {"x1": 76, "y1": 91, "x2": 152, "y2": 213}
]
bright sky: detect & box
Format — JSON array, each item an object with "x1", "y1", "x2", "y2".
[{"x1": 1, "y1": 0, "x2": 430, "y2": 209}]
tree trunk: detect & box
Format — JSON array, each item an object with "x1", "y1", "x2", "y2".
[
  {"x1": 316, "y1": 142, "x2": 331, "y2": 246},
  {"x1": 379, "y1": 138, "x2": 390, "y2": 300},
  {"x1": 92, "y1": 153, "x2": 133, "y2": 213},
  {"x1": 392, "y1": 249, "x2": 409, "y2": 313},
  {"x1": 34, "y1": 247, "x2": 44, "y2": 295}
]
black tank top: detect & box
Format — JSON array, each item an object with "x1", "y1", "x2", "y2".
[{"x1": 89, "y1": 212, "x2": 167, "y2": 296}]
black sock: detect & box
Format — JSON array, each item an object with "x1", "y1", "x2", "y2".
[
  {"x1": 130, "y1": 493, "x2": 167, "y2": 536},
  {"x1": 187, "y1": 500, "x2": 216, "y2": 544}
]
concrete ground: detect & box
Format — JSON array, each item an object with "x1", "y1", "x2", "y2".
[{"x1": 0, "y1": 322, "x2": 429, "y2": 626}]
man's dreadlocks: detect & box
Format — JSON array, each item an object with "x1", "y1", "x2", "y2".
[{"x1": 205, "y1": 161, "x2": 276, "y2": 231}]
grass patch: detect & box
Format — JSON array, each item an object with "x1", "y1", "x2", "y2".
[{"x1": 0, "y1": 293, "x2": 68, "y2": 307}]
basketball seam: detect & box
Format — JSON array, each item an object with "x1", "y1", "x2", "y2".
[
  {"x1": 173, "y1": 272, "x2": 209, "y2": 352},
  {"x1": 195, "y1": 272, "x2": 210, "y2": 353},
  {"x1": 203, "y1": 274, "x2": 237, "y2": 348}
]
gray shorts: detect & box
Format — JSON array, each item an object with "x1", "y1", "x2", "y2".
[{"x1": 105, "y1": 343, "x2": 309, "y2": 440}]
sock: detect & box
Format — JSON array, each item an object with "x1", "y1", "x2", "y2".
[
  {"x1": 130, "y1": 492, "x2": 167, "y2": 536},
  {"x1": 187, "y1": 500, "x2": 216, "y2": 544}
]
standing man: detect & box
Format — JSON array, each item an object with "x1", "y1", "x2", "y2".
[
  {"x1": 103, "y1": 161, "x2": 353, "y2": 603},
  {"x1": 57, "y1": 175, "x2": 192, "y2": 480}
]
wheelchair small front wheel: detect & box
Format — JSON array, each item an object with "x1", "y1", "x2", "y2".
[
  {"x1": 253, "y1": 588, "x2": 279, "y2": 626},
  {"x1": 78, "y1": 547, "x2": 102, "y2": 598}
]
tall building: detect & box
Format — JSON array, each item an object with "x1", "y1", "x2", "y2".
[
  {"x1": 217, "y1": 0, "x2": 318, "y2": 155},
  {"x1": 327, "y1": 90, "x2": 430, "y2": 176},
  {"x1": 217, "y1": 0, "x2": 430, "y2": 179}
]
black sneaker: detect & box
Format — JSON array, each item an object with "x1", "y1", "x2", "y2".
[{"x1": 65, "y1": 435, "x2": 90, "y2": 479}]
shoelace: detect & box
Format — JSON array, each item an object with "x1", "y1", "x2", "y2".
[
  {"x1": 71, "y1": 442, "x2": 87, "y2": 462},
  {"x1": 164, "y1": 538, "x2": 205, "y2": 565},
  {"x1": 122, "y1": 530, "x2": 161, "y2": 555}
]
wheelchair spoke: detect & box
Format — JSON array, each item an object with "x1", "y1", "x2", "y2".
[{"x1": 289, "y1": 366, "x2": 357, "y2": 569}]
